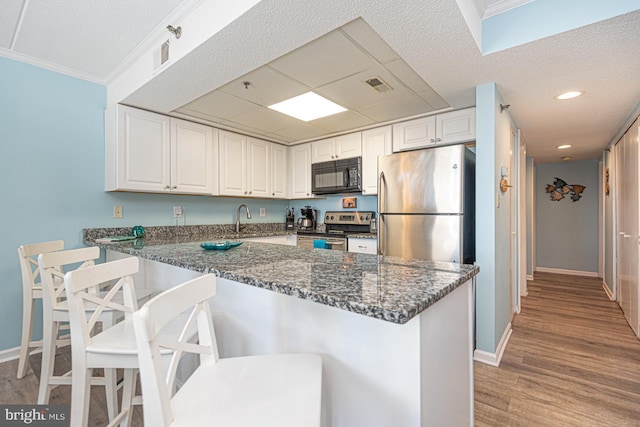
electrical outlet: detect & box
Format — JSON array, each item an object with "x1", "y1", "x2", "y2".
[
  {"x1": 113, "y1": 205, "x2": 123, "y2": 218},
  {"x1": 173, "y1": 206, "x2": 183, "y2": 218},
  {"x1": 260, "y1": 208, "x2": 266, "y2": 217}
]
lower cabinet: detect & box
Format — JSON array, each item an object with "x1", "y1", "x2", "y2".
[{"x1": 348, "y1": 237, "x2": 377, "y2": 254}]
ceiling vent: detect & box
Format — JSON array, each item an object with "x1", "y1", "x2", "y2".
[{"x1": 364, "y1": 77, "x2": 392, "y2": 93}]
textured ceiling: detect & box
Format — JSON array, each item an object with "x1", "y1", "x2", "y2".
[{"x1": 2, "y1": 0, "x2": 640, "y2": 163}]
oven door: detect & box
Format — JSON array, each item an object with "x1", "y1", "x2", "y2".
[{"x1": 311, "y1": 158, "x2": 361, "y2": 195}]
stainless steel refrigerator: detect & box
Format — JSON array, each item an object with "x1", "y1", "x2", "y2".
[{"x1": 377, "y1": 144, "x2": 475, "y2": 264}]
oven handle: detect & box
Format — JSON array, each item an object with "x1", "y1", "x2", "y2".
[{"x1": 326, "y1": 240, "x2": 345, "y2": 245}]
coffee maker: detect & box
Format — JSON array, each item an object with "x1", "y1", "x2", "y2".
[{"x1": 297, "y1": 206, "x2": 317, "y2": 231}]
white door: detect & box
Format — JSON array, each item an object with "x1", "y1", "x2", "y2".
[
  {"x1": 247, "y1": 137, "x2": 270, "y2": 198},
  {"x1": 361, "y1": 126, "x2": 392, "y2": 195},
  {"x1": 170, "y1": 118, "x2": 217, "y2": 195},
  {"x1": 219, "y1": 131, "x2": 247, "y2": 196},
  {"x1": 271, "y1": 144, "x2": 288, "y2": 198},
  {"x1": 117, "y1": 106, "x2": 170, "y2": 192}
]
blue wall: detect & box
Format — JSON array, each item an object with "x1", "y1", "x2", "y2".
[
  {"x1": 289, "y1": 195, "x2": 378, "y2": 224},
  {"x1": 535, "y1": 160, "x2": 599, "y2": 273},
  {"x1": 0, "y1": 57, "x2": 291, "y2": 352}
]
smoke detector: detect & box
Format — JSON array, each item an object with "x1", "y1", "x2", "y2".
[{"x1": 364, "y1": 77, "x2": 392, "y2": 93}]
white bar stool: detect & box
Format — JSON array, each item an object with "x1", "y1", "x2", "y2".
[
  {"x1": 64, "y1": 256, "x2": 193, "y2": 427},
  {"x1": 133, "y1": 273, "x2": 323, "y2": 427},
  {"x1": 37, "y1": 247, "x2": 123, "y2": 419},
  {"x1": 17, "y1": 240, "x2": 64, "y2": 379}
]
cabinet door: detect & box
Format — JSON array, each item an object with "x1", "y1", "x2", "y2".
[
  {"x1": 336, "y1": 132, "x2": 362, "y2": 159},
  {"x1": 289, "y1": 143, "x2": 313, "y2": 199},
  {"x1": 247, "y1": 137, "x2": 270, "y2": 198},
  {"x1": 311, "y1": 138, "x2": 336, "y2": 163},
  {"x1": 436, "y1": 107, "x2": 476, "y2": 144},
  {"x1": 171, "y1": 118, "x2": 217, "y2": 195},
  {"x1": 271, "y1": 144, "x2": 288, "y2": 198},
  {"x1": 117, "y1": 106, "x2": 170, "y2": 192},
  {"x1": 219, "y1": 131, "x2": 247, "y2": 196},
  {"x1": 392, "y1": 116, "x2": 436, "y2": 152},
  {"x1": 348, "y1": 237, "x2": 377, "y2": 254},
  {"x1": 361, "y1": 126, "x2": 392, "y2": 195}
]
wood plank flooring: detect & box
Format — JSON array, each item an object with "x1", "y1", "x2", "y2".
[{"x1": 475, "y1": 272, "x2": 640, "y2": 426}]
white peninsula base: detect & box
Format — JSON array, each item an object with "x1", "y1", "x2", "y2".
[{"x1": 108, "y1": 251, "x2": 474, "y2": 426}]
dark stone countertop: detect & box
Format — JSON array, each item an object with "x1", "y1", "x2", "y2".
[{"x1": 83, "y1": 225, "x2": 478, "y2": 324}]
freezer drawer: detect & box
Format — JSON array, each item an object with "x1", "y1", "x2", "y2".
[{"x1": 379, "y1": 214, "x2": 464, "y2": 263}]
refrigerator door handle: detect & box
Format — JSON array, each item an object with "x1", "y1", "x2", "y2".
[{"x1": 378, "y1": 171, "x2": 386, "y2": 256}]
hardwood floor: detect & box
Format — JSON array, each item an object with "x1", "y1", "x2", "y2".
[
  {"x1": 475, "y1": 272, "x2": 640, "y2": 426},
  {"x1": 0, "y1": 347, "x2": 143, "y2": 426}
]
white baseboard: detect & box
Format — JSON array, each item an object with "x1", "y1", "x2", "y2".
[
  {"x1": 535, "y1": 267, "x2": 599, "y2": 277},
  {"x1": 602, "y1": 281, "x2": 614, "y2": 300},
  {"x1": 526, "y1": 274, "x2": 534, "y2": 281},
  {"x1": 0, "y1": 346, "x2": 42, "y2": 364},
  {"x1": 474, "y1": 322, "x2": 512, "y2": 367}
]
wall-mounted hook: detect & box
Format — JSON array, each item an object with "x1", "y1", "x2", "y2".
[
  {"x1": 167, "y1": 25, "x2": 182, "y2": 39},
  {"x1": 500, "y1": 104, "x2": 510, "y2": 113}
]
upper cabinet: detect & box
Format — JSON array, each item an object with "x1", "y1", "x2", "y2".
[
  {"x1": 219, "y1": 132, "x2": 273, "y2": 198},
  {"x1": 271, "y1": 144, "x2": 288, "y2": 198},
  {"x1": 361, "y1": 126, "x2": 392, "y2": 195},
  {"x1": 392, "y1": 107, "x2": 475, "y2": 152},
  {"x1": 311, "y1": 132, "x2": 362, "y2": 163},
  {"x1": 288, "y1": 143, "x2": 314, "y2": 199},
  {"x1": 107, "y1": 105, "x2": 218, "y2": 195}
]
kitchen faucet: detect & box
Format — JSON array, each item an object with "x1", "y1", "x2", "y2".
[{"x1": 235, "y1": 204, "x2": 252, "y2": 233}]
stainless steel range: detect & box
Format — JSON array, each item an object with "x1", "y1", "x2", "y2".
[{"x1": 296, "y1": 211, "x2": 375, "y2": 251}]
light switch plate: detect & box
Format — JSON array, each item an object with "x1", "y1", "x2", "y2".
[
  {"x1": 173, "y1": 206, "x2": 183, "y2": 218},
  {"x1": 260, "y1": 208, "x2": 266, "y2": 217}
]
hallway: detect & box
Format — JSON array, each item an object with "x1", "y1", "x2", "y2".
[{"x1": 475, "y1": 272, "x2": 640, "y2": 426}]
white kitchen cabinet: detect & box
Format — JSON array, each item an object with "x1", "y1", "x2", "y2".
[
  {"x1": 361, "y1": 126, "x2": 392, "y2": 195},
  {"x1": 311, "y1": 132, "x2": 362, "y2": 163},
  {"x1": 348, "y1": 237, "x2": 377, "y2": 254},
  {"x1": 288, "y1": 143, "x2": 314, "y2": 199},
  {"x1": 270, "y1": 143, "x2": 288, "y2": 198},
  {"x1": 392, "y1": 115, "x2": 436, "y2": 152},
  {"x1": 111, "y1": 105, "x2": 217, "y2": 195},
  {"x1": 219, "y1": 132, "x2": 272, "y2": 197},
  {"x1": 247, "y1": 137, "x2": 270, "y2": 198},
  {"x1": 436, "y1": 107, "x2": 476, "y2": 145},
  {"x1": 392, "y1": 107, "x2": 476, "y2": 152},
  {"x1": 219, "y1": 130, "x2": 247, "y2": 196}
]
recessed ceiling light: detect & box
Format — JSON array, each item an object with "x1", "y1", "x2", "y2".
[
  {"x1": 561, "y1": 156, "x2": 572, "y2": 161},
  {"x1": 556, "y1": 144, "x2": 572, "y2": 149},
  {"x1": 268, "y1": 92, "x2": 347, "y2": 121},
  {"x1": 555, "y1": 91, "x2": 583, "y2": 100}
]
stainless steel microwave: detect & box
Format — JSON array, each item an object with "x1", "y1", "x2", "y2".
[{"x1": 311, "y1": 157, "x2": 362, "y2": 195}]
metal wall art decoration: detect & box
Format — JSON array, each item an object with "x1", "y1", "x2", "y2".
[{"x1": 546, "y1": 177, "x2": 586, "y2": 202}]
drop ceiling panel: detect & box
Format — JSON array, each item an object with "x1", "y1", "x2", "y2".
[
  {"x1": 0, "y1": 0, "x2": 23, "y2": 48},
  {"x1": 12, "y1": 0, "x2": 183, "y2": 77},
  {"x1": 219, "y1": 65, "x2": 309, "y2": 107},
  {"x1": 316, "y1": 66, "x2": 410, "y2": 109},
  {"x1": 269, "y1": 30, "x2": 374, "y2": 88},
  {"x1": 310, "y1": 110, "x2": 375, "y2": 133},
  {"x1": 182, "y1": 91, "x2": 261, "y2": 120},
  {"x1": 341, "y1": 18, "x2": 400, "y2": 64},
  {"x1": 272, "y1": 123, "x2": 330, "y2": 141},
  {"x1": 227, "y1": 107, "x2": 302, "y2": 133},
  {"x1": 357, "y1": 94, "x2": 434, "y2": 122},
  {"x1": 174, "y1": 107, "x2": 225, "y2": 123}
]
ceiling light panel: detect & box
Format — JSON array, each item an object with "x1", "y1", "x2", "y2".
[
  {"x1": 268, "y1": 92, "x2": 347, "y2": 121},
  {"x1": 556, "y1": 144, "x2": 572, "y2": 149},
  {"x1": 555, "y1": 91, "x2": 583, "y2": 100}
]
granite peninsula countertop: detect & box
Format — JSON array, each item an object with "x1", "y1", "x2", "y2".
[{"x1": 83, "y1": 225, "x2": 478, "y2": 324}]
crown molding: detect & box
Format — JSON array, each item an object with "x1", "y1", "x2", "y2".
[{"x1": 483, "y1": 0, "x2": 533, "y2": 18}]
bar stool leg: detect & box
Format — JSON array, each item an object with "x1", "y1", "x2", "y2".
[
  {"x1": 37, "y1": 313, "x2": 58, "y2": 403},
  {"x1": 17, "y1": 297, "x2": 35, "y2": 379}
]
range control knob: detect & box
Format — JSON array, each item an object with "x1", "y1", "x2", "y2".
[
  {"x1": 330, "y1": 215, "x2": 335, "y2": 220},
  {"x1": 365, "y1": 215, "x2": 370, "y2": 220},
  {"x1": 360, "y1": 215, "x2": 364, "y2": 220}
]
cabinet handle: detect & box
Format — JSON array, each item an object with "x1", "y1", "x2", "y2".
[
  {"x1": 307, "y1": 193, "x2": 310, "y2": 196},
  {"x1": 172, "y1": 186, "x2": 177, "y2": 189},
  {"x1": 244, "y1": 191, "x2": 247, "y2": 195},
  {"x1": 165, "y1": 185, "x2": 170, "y2": 190},
  {"x1": 272, "y1": 192, "x2": 275, "y2": 196},
  {"x1": 249, "y1": 191, "x2": 252, "y2": 195},
  {"x1": 430, "y1": 138, "x2": 435, "y2": 143},
  {"x1": 436, "y1": 138, "x2": 441, "y2": 142}
]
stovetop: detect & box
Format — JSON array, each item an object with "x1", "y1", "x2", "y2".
[{"x1": 296, "y1": 210, "x2": 375, "y2": 237}]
